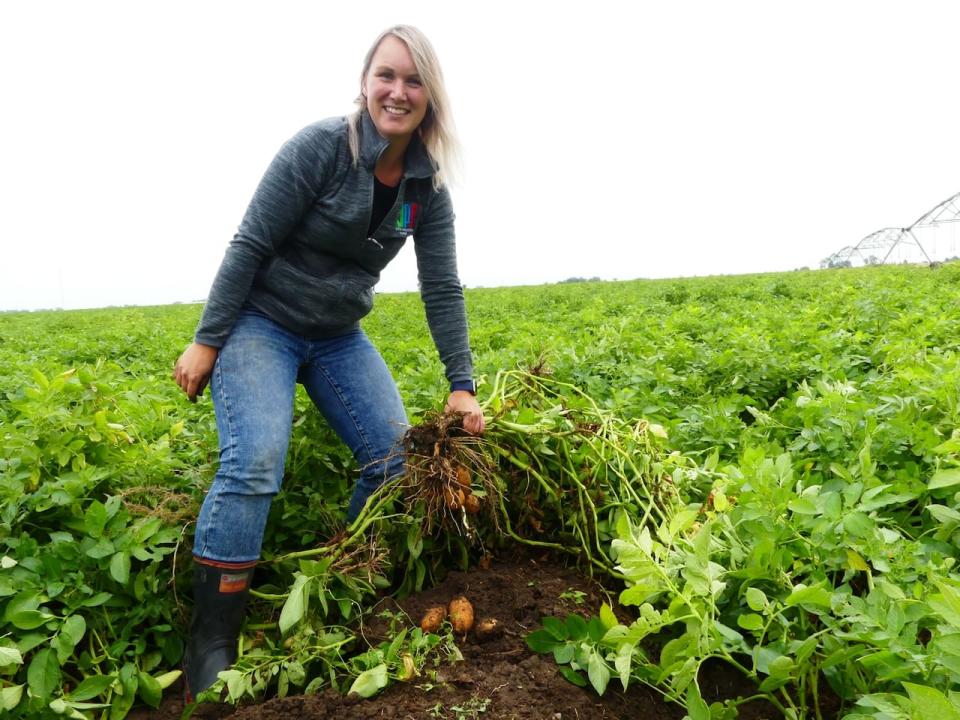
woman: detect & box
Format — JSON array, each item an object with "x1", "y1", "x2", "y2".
[{"x1": 173, "y1": 25, "x2": 484, "y2": 699}]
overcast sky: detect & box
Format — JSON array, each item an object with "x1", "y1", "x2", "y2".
[{"x1": 2, "y1": 1, "x2": 958, "y2": 311}]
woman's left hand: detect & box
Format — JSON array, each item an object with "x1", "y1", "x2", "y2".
[{"x1": 445, "y1": 391, "x2": 485, "y2": 435}]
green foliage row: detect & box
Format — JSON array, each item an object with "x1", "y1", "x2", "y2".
[{"x1": 2, "y1": 263, "x2": 960, "y2": 718}]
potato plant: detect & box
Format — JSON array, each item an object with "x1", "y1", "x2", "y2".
[{"x1": 2, "y1": 263, "x2": 960, "y2": 718}]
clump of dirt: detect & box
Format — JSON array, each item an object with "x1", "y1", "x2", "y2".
[{"x1": 132, "y1": 552, "x2": 784, "y2": 720}]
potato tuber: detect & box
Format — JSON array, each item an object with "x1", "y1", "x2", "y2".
[
  {"x1": 448, "y1": 595, "x2": 475, "y2": 634},
  {"x1": 455, "y1": 465, "x2": 472, "y2": 492},
  {"x1": 443, "y1": 486, "x2": 464, "y2": 510},
  {"x1": 463, "y1": 493, "x2": 481, "y2": 514},
  {"x1": 420, "y1": 606, "x2": 447, "y2": 633},
  {"x1": 474, "y1": 617, "x2": 502, "y2": 642}
]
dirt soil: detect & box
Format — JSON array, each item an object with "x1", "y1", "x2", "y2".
[{"x1": 131, "y1": 554, "x2": 781, "y2": 720}]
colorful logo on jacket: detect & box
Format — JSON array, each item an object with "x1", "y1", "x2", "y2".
[{"x1": 396, "y1": 202, "x2": 419, "y2": 234}]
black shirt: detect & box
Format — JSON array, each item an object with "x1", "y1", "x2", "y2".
[{"x1": 368, "y1": 176, "x2": 400, "y2": 236}]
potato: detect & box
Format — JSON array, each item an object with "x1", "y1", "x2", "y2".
[
  {"x1": 463, "y1": 493, "x2": 481, "y2": 515},
  {"x1": 474, "y1": 617, "x2": 502, "y2": 642},
  {"x1": 443, "y1": 486, "x2": 464, "y2": 510},
  {"x1": 455, "y1": 464, "x2": 472, "y2": 492},
  {"x1": 448, "y1": 595, "x2": 474, "y2": 635},
  {"x1": 420, "y1": 606, "x2": 447, "y2": 633}
]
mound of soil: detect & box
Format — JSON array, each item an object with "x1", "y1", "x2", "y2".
[{"x1": 132, "y1": 554, "x2": 778, "y2": 719}]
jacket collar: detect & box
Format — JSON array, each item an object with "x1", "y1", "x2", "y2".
[{"x1": 358, "y1": 111, "x2": 436, "y2": 180}]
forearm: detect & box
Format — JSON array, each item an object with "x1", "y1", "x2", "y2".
[
  {"x1": 420, "y1": 278, "x2": 474, "y2": 384},
  {"x1": 413, "y1": 186, "x2": 474, "y2": 384}
]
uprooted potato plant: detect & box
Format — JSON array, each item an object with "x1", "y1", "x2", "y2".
[{"x1": 186, "y1": 364, "x2": 704, "y2": 709}]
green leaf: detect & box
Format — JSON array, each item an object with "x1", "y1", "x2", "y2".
[
  {"x1": 686, "y1": 683, "x2": 711, "y2": 720},
  {"x1": 902, "y1": 682, "x2": 960, "y2": 720},
  {"x1": 110, "y1": 662, "x2": 138, "y2": 719},
  {"x1": 934, "y1": 439, "x2": 960, "y2": 455},
  {"x1": 565, "y1": 614, "x2": 589, "y2": 641},
  {"x1": 220, "y1": 669, "x2": 247, "y2": 701},
  {"x1": 0, "y1": 646, "x2": 24, "y2": 667},
  {"x1": 60, "y1": 614, "x2": 87, "y2": 647},
  {"x1": 32, "y1": 367, "x2": 49, "y2": 388},
  {"x1": 85, "y1": 537, "x2": 115, "y2": 559},
  {"x1": 1, "y1": 684, "x2": 23, "y2": 711},
  {"x1": 54, "y1": 631, "x2": 76, "y2": 665},
  {"x1": 286, "y1": 661, "x2": 306, "y2": 687},
  {"x1": 84, "y1": 501, "x2": 108, "y2": 538},
  {"x1": 385, "y1": 628, "x2": 407, "y2": 664},
  {"x1": 787, "y1": 496, "x2": 818, "y2": 515},
  {"x1": 4, "y1": 592, "x2": 40, "y2": 621},
  {"x1": 615, "y1": 644, "x2": 632, "y2": 690},
  {"x1": 542, "y1": 616, "x2": 569, "y2": 641},
  {"x1": 587, "y1": 616, "x2": 607, "y2": 643},
  {"x1": 80, "y1": 592, "x2": 113, "y2": 607},
  {"x1": 9, "y1": 609, "x2": 55, "y2": 630},
  {"x1": 514, "y1": 407, "x2": 539, "y2": 425},
  {"x1": 768, "y1": 655, "x2": 795, "y2": 678},
  {"x1": 843, "y1": 512, "x2": 875, "y2": 537},
  {"x1": 27, "y1": 648, "x2": 60, "y2": 699},
  {"x1": 599, "y1": 602, "x2": 618, "y2": 630},
  {"x1": 846, "y1": 549, "x2": 871, "y2": 572},
  {"x1": 795, "y1": 635, "x2": 819, "y2": 666},
  {"x1": 526, "y1": 629, "x2": 561, "y2": 654},
  {"x1": 587, "y1": 650, "x2": 611, "y2": 695},
  {"x1": 137, "y1": 671, "x2": 162, "y2": 708},
  {"x1": 737, "y1": 613, "x2": 764, "y2": 631},
  {"x1": 745, "y1": 587, "x2": 767, "y2": 612},
  {"x1": 16, "y1": 633, "x2": 47, "y2": 654},
  {"x1": 405, "y1": 527, "x2": 423, "y2": 560},
  {"x1": 110, "y1": 552, "x2": 131, "y2": 584},
  {"x1": 785, "y1": 584, "x2": 832, "y2": 608},
  {"x1": 930, "y1": 582, "x2": 960, "y2": 629},
  {"x1": 927, "y1": 504, "x2": 960, "y2": 525},
  {"x1": 668, "y1": 509, "x2": 698, "y2": 539},
  {"x1": 348, "y1": 663, "x2": 388, "y2": 697},
  {"x1": 553, "y1": 644, "x2": 575, "y2": 664},
  {"x1": 67, "y1": 674, "x2": 116, "y2": 702},
  {"x1": 154, "y1": 670, "x2": 181, "y2": 690},
  {"x1": 759, "y1": 674, "x2": 791, "y2": 692},
  {"x1": 279, "y1": 574, "x2": 311, "y2": 635},
  {"x1": 558, "y1": 665, "x2": 588, "y2": 687},
  {"x1": 929, "y1": 469, "x2": 960, "y2": 491}
]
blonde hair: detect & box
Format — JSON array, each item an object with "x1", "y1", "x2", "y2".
[{"x1": 348, "y1": 25, "x2": 461, "y2": 190}]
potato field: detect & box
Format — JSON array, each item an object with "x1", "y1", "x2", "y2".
[{"x1": 3, "y1": 264, "x2": 960, "y2": 719}]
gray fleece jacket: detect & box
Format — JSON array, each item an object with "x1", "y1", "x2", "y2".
[{"x1": 194, "y1": 112, "x2": 473, "y2": 385}]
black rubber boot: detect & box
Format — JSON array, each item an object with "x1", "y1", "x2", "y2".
[{"x1": 182, "y1": 559, "x2": 255, "y2": 702}]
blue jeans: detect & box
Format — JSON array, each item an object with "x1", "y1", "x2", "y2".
[{"x1": 192, "y1": 310, "x2": 407, "y2": 564}]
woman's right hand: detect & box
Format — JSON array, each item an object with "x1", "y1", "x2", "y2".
[{"x1": 173, "y1": 342, "x2": 219, "y2": 402}]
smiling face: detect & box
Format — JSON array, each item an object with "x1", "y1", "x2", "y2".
[{"x1": 362, "y1": 35, "x2": 429, "y2": 148}]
